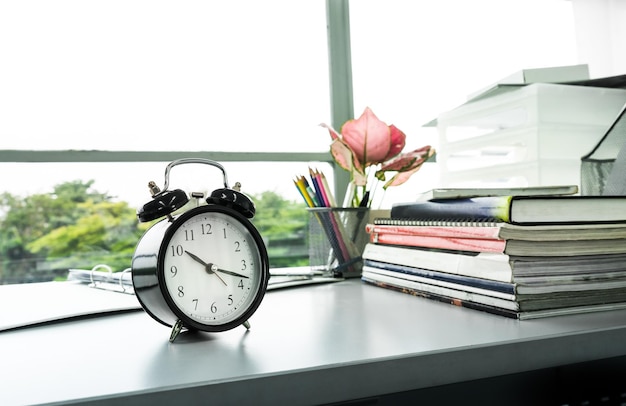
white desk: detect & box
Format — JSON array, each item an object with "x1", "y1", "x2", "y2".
[{"x1": 1, "y1": 280, "x2": 626, "y2": 405}]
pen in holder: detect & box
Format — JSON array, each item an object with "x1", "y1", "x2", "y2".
[{"x1": 307, "y1": 207, "x2": 369, "y2": 278}]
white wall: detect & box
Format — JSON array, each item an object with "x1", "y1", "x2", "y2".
[{"x1": 572, "y1": 0, "x2": 626, "y2": 77}]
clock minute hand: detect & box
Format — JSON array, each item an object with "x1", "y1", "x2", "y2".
[{"x1": 214, "y1": 267, "x2": 249, "y2": 279}]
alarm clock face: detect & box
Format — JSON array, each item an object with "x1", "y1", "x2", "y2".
[{"x1": 159, "y1": 205, "x2": 269, "y2": 331}]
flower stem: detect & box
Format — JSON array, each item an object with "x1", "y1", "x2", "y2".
[{"x1": 354, "y1": 184, "x2": 365, "y2": 207}]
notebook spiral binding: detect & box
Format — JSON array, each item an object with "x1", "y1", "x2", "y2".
[{"x1": 373, "y1": 217, "x2": 504, "y2": 227}]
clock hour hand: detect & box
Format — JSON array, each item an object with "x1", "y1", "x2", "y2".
[
  {"x1": 185, "y1": 250, "x2": 209, "y2": 267},
  {"x1": 184, "y1": 250, "x2": 227, "y2": 286}
]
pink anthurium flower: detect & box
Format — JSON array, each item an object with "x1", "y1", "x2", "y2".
[
  {"x1": 341, "y1": 108, "x2": 403, "y2": 166},
  {"x1": 321, "y1": 107, "x2": 435, "y2": 207}
]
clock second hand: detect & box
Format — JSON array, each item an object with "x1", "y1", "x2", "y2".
[
  {"x1": 184, "y1": 250, "x2": 227, "y2": 286},
  {"x1": 206, "y1": 263, "x2": 228, "y2": 286}
]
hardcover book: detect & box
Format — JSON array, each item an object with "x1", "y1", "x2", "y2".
[
  {"x1": 416, "y1": 185, "x2": 578, "y2": 201},
  {"x1": 390, "y1": 195, "x2": 626, "y2": 225}
]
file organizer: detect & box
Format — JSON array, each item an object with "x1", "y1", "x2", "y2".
[{"x1": 435, "y1": 83, "x2": 626, "y2": 189}]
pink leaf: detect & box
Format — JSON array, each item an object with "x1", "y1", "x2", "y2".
[
  {"x1": 329, "y1": 138, "x2": 353, "y2": 172},
  {"x1": 379, "y1": 145, "x2": 433, "y2": 171},
  {"x1": 377, "y1": 146, "x2": 435, "y2": 188},
  {"x1": 382, "y1": 166, "x2": 423, "y2": 188},
  {"x1": 329, "y1": 138, "x2": 367, "y2": 186},
  {"x1": 319, "y1": 123, "x2": 340, "y2": 141}
]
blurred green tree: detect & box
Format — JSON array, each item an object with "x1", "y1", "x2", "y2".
[
  {"x1": 0, "y1": 180, "x2": 145, "y2": 283},
  {"x1": 250, "y1": 191, "x2": 309, "y2": 268},
  {"x1": 0, "y1": 182, "x2": 309, "y2": 284}
]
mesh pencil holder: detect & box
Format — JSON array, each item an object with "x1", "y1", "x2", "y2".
[{"x1": 307, "y1": 207, "x2": 369, "y2": 278}]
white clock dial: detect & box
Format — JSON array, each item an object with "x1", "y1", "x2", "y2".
[{"x1": 162, "y1": 210, "x2": 263, "y2": 326}]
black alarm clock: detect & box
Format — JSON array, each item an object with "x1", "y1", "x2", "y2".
[{"x1": 131, "y1": 158, "x2": 270, "y2": 342}]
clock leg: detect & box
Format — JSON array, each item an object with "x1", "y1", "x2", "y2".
[
  {"x1": 169, "y1": 319, "x2": 184, "y2": 343},
  {"x1": 242, "y1": 320, "x2": 251, "y2": 330}
]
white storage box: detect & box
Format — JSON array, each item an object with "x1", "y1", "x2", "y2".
[
  {"x1": 436, "y1": 83, "x2": 626, "y2": 188},
  {"x1": 441, "y1": 123, "x2": 608, "y2": 172}
]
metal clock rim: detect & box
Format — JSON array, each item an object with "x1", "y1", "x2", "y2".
[{"x1": 156, "y1": 204, "x2": 270, "y2": 333}]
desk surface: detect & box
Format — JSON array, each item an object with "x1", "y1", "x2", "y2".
[{"x1": 2, "y1": 280, "x2": 626, "y2": 405}]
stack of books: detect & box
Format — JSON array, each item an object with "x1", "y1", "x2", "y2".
[{"x1": 361, "y1": 186, "x2": 626, "y2": 319}]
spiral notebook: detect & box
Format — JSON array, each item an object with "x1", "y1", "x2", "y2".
[{"x1": 371, "y1": 218, "x2": 626, "y2": 240}]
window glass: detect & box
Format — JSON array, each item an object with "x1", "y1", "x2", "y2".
[
  {"x1": 350, "y1": 0, "x2": 578, "y2": 202},
  {"x1": 0, "y1": 161, "x2": 335, "y2": 210},
  {"x1": 0, "y1": 0, "x2": 330, "y2": 153}
]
